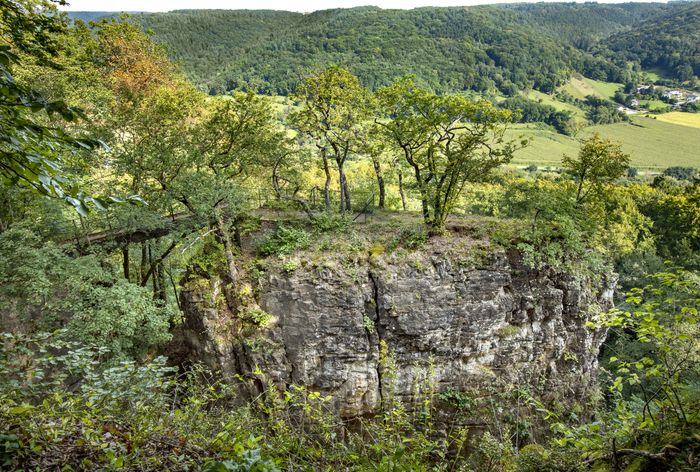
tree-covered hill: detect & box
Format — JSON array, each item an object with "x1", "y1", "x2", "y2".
[
  {"x1": 69, "y1": 3, "x2": 700, "y2": 95},
  {"x1": 503, "y1": 2, "x2": 664, "y2": 48},
  {"x1": 192, "y1": 5, "x2": 588, "y2": 94},
  {"x1": 131, "y1": 10, "x2": 301, "y2": 92},
  {"x1": 604, "y1": 2, "x2": 700, "y2": 81}
]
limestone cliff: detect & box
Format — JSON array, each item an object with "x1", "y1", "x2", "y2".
[{"x1": 175, "y1": 234, "x2": 614, "y2": 418}]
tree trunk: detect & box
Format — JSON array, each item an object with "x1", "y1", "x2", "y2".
[
  {"x1": 322, "y1": 152, "x2": 331, "y2": 210},
  {"x1": 371, "y1": 155, "x2": 385, "y2": 209},
  {"x1": 215, "y1": 209, "x2": 238, "y2": 286},
  {"x1": 575, "y1": 170, "x2": 586, "y2": 205},
  {"x1": 403, "y1": 147, "x2": 428, "y2": 221},
  {"x1": 339, "y1": 167, "x2": 347, "y2": 214},
  {"x1": 140, "y1": 242, "x2": 148, "y2": 285},
  {"x1": 155, "y1": 262, "x2": 166, "y2": 302},
  {"x1": 148, "y1": 244, "x2": 157, "y2": 299},
  {"x1": 398, "y1": 170, "x2": 407, "y2": 211},
  {"x1": 272, "y1": 155, "x2": 283, "y2": 200},
  {"x1": 338, "y1": 166, "x2": 352, "y2": 213},
  {"x1": 122, "y1": 246, "x2": 130, "y2": 281},
  {"x1": 411, "y1": 165, "x2": 430, "y2": 224},
  {"x1": 432, "y1": 196, "x2": 443, "y2": 232},
  {"x1": 166, "y1": 266, "x2": 182, "y2": 312},
  {"x1": 141, "y1": 238, "x2": 181, "y2": 288}
]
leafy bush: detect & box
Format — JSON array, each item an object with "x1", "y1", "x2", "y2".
[
  {"x1": 202, "y1": 446, "x2": 279, "y2": 472},
  {"x1": 387, "y1": 226, "x2": 429, "y2": 252},
  {"x1": 546, "y1": 270, "x2": 700, "y2": 470},
  {"x1": 583, "y1": 95, "x2": 628, "y2": 124},
  {"x1": 663, "y1": 166, "x2": 697, "y2": 181},
  {"x1": 310, "y1": 211, "x2": 351, "y2": 233},
  {"x1": 0, "y1": 227, "x2": 174, "y2": 359},
  {"x1": 256, "y1": 225, "x2": 311, "y2": 256},
  {"x1": 499, "y1": 97, "x2": 575, "y2": 135},
  {"x1": 0, "y1": 332, "x2": 277, "y2": 471}
]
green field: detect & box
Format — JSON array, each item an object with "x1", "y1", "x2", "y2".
[
  {"x1": 266, "y1": 94, "x2": 698, "y2": 171},
  {"x1": 559, "y1": 76, "x2": 622, "y2": 100},
  {"x1": 641, "y1": 67, "x2": 672, "y2": 83},
  {"x1": 508, "y1": 116, "x2": 700, "y2": 170},
  {"x1": 639, "y1": 99, "x2": 671, "y2": 112},
  {"x1": 525, "y1": 90, "x2": 586, "y2": 118},
  {"x1": 655, "y1": 111, "x2": 700, "y2": 129}
]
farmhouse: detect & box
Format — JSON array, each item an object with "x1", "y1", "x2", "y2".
[
  {"x1": 663, "y1": 90, "x2": 683, "y2": 99},
  {"x1": 686, "y1": 95, "x2": 700, "y2": 103}
]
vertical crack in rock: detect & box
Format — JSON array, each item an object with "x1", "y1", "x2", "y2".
[{"x1": 368, "y1": 270, "x2": 384, "y2": 409}]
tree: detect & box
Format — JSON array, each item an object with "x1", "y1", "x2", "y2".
[
  {"x1": 1, "y1": 0, "x2": 68, "y2": 67},
  {"x1": 662, "y1": 166, "x2": 697, "y2": 182},
  {"x1": 191, "y1": 92, "x2": 287, "y2": 284},
  {"x1": 291, "y1": 66, "x2": 372, "y2": 213},
  {"x1": 0, "y1": 3, "x2": 140, "y2": 215},
  {"x1": 563, "y1": 133, "x2": 630, "y2": 205},
  {"x1": 360, "y1": 131, "x2": 388, "y2": 210},
  {"x1": 640, "y1": 184, "x2": 700, "y2": 268},
  {"x1": 377, "y1": 77, "x2": 522, "y2": 231},
  {"x1": 557, "y1": 270, "x2": 700, "y2": 470}
]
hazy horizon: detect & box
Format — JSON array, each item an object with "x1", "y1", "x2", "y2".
[{"x1": 59, "y1": 0, "x2": 671, "y2": 14}]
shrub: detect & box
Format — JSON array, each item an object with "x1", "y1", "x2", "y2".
[
  {"x1": 311, "y1": 212, "x2": 351, "y2": 233},
  {"x1": 0, "y1": 227, "x2": 174, "y2": 359},
  {"x1": 0, "y1": 332, "x2": 277, "y2": 471},
  {"x1": 547, "y1": 270, "x2": 700, "y2": 471},
  {"x1": 663, "y1": 166, "x2": 697, "y2": 181},
  {"x1": 256, "y1": 225, "x2": 311, "y2": 256},
  {"x1": 388, "y1": 226, "x2": 428, "y2": 252}
]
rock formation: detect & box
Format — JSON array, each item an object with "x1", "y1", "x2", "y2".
[{"x1": 175, "y1": 236, "x2": 615, "y2": 418}]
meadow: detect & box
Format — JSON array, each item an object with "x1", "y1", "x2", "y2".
[
  {"x1": 525, "y1": 89, "x2": 587, "y2": 118},
  {"x1": 265, "y1": 92, "x2": 699, "y2": 172},
  {"x1": 559, "y1": 75, "x2": 623, "y2": 100},
  {"x1": 655, "y1": 111, "x2": 700, "y2": 129},
  {"x1": 638, "y1": 99, "x2": 671, "y2": 112},
  {"x1": 508, "y1": 115, "x2": 700, "y2": 170}
]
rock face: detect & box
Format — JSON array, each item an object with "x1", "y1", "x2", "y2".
[{"x1": 176, "y1": 242, "x2": 614, "y2": 418}]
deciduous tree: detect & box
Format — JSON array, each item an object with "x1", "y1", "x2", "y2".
[
  {"x1": 291, "y1": 66, "x2": 372, "y2": 213},
  {"x1": 563, "y1": 133, "x2": 630, "y2": 205},
  {"x1": 377, "y1": 77, "x2": 522, "y2": 231}
]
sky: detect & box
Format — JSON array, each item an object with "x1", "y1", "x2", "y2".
[{"x1": 59, "y1": 0, "x2": 666, "y2": 13}]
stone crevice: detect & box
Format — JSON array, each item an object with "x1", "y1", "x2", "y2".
[{"x1": 368, "y1": 270, "x2": 384, "y2": 410}]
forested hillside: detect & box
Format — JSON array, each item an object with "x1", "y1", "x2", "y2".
[
  {"x1": 504, "y1": 2, "x2": 663, "y2": 47},
  {"x1": 83, "y1": 2, "x2": 697, "y2": 95},
  {"x1": 129, "y1": 6, "x2": 582, "y2": 94},
  {"x1": 605, "y1": 2, "x2": 700, "y2": 81}
]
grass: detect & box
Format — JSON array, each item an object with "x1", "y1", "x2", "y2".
[
  {"x1": 638, "y1": 99, "x2": 670, "y2": 112},
  {"x1": 264, "y1": 93, "x2": 699, "y2": 171},
  {"x1": 507, "y1": 116, "x2": 700, "y2": 170},
  {"x1": 655, "y1": 111, "x2": 700, "y2": 129},
  {"x1": 641, "y1": 67, "x2": 672, "y2": 83},
  {"x1": 525, "y1": 90, "x2": 586, "y2": 118},
  {"x1": 506, "y1": 124, "x2": 579, "y2": 167},
  {"x1": 559, "y1": 76, "x2": 622, "y2": 100}
]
